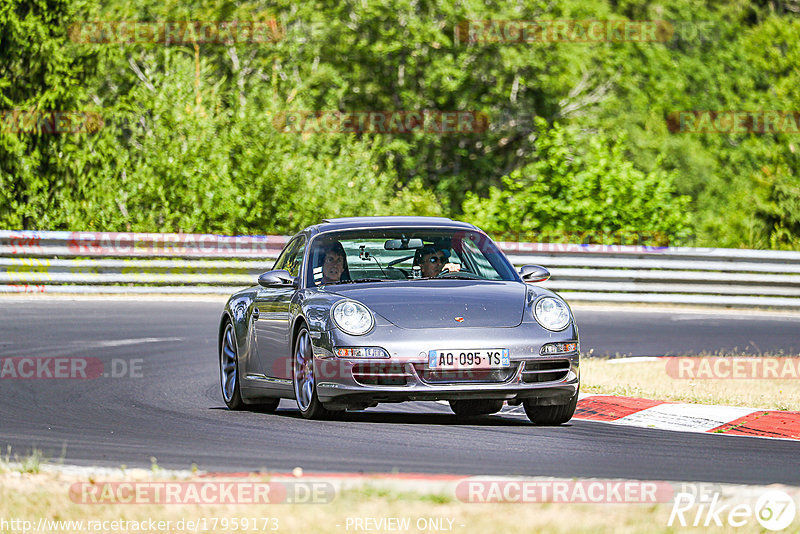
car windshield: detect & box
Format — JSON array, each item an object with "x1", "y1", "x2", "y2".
[{"x1": 307, "y1": 228, "x2": 517, "y2": 286}]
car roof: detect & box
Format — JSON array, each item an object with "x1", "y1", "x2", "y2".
[{"x1": 305, "y1": 216, "x2": 479, "y2": 234}]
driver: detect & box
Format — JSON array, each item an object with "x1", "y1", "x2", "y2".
[
  {"x1": 318, "y1": 242, "x2": 350, "y2": 284},
  {"x1": 415, "y1": 245, "x2": 461, "y2": 278}
]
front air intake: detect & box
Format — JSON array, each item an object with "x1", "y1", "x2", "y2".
[{"x1": 521, "y1": 359, "x2": 571, "y2": 383}]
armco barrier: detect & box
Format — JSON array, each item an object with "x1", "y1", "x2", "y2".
[
  {"x1": 2, "y1": 230, "x2": 800, "y2": 307},
  {"x1": 0, "y1": 231, "x2": 286, "y2": 295}
]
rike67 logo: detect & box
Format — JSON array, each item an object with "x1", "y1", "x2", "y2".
[{"x1": 669, "y1": 486, "x2": 796, "y2": 531}]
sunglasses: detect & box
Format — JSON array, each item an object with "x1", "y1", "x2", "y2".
[{"x1": 426, "y1": 255, "x2": 446, "y2": 264}]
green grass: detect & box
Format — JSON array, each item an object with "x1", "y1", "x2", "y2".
[{"x1": 0, "y1": 445, "x2": 67, "y2": 474}]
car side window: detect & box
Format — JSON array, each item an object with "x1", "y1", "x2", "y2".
[
  {"x1": 283, "y1": 237, "x2": 306, "y2": 278},
  {"x1": 273, "y1": 237, "x2": 303, "y2": 273}
]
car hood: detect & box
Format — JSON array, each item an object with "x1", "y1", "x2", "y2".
[{"x1": 325, "y1": 279, "x2": 526, "y2": 329}]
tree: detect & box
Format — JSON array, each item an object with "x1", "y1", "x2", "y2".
[
  {"x1": 0, "y1": 0, "x2": 101, "y2": 228},
  {"x1": 462, "y1": 118, "x2": 691, "y2": 245}
]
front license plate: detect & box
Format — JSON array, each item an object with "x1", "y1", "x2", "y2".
[{"x1": 428, "y1": 349, "x2": 510, "y2": 370}]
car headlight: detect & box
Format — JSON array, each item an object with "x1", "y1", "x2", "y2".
[
  {"x1": 332, "y1": 300, "x2": 374, "y2": 336},
  {"x1": 534, "y1": 297, "x2": 571, "y2": 331}
]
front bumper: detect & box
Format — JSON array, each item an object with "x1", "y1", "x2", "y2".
[{"x1": 310, "y1": 324, "x2": 579, "y2": 407}]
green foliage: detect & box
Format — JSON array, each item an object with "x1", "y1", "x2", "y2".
[
  {"x1": 1, "y1": 4, "x2": 443, "y2": 233},
  {"x1": 463, "y1": 119, "x2": 691, "y2": 244},
  {"x1": 0, "y1": 0, "x2": 798, "y2": 248},
  {"x1": 76, "y1": 48, "x2": 408, "y2": 234},
  {"x1": 749, "y1": 146, "x2": 800, "y2": 250},
  {"x1": 0, "y1": 0, "x2": 101, "y2": 228}
]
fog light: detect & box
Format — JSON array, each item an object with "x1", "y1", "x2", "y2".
[
  {"x1": 334, "y1": 347, "x2": 389, "y2": 359},
  {"x1": 540, "y1": 342, "x2": 578, "y2": 355}
]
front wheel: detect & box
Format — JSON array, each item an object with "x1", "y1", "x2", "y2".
[
  {"x1": 523, "y1": 393, "x2": 578, "y2": 425},
  {"x1": 220, "y1": 321, "x2": 244, "y2": 410},
  {"x1": 449, "y1": 399, "x2": 504, "y2": 417},
  {"x1": 293, "y1": 326, "x2": 333, "y2": 419}
]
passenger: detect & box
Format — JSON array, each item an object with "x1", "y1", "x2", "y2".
[
  {"x1": 414, "y1": 245, "x2": 461, "y2": 278},
  {"x1": 320, "y1": 242, "x2": 349, "y2": 284}
]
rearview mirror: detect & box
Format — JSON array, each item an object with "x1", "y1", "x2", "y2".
[
  {"x1": 384, "y1": 238, "x2": 424, "y2": 250},
  {"x1": 258, "y1": 269, "x2": 297, "y2": 288},
  {"x1": 519, "y1": 265, "x2": 550, "y2": 283}
]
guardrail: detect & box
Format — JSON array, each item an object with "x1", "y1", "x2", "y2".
[
  {"x1": 2, "y1": 230, "x2": 800, "y2": 307},
  {"x1": 498, "y1": 241, "x2": 800, "y2": 308},
  {"x1": 0, "y1": 230, "x2": 288, "y2": 295}
]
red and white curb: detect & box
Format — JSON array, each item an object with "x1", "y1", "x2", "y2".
[{"x1": 572, "y1": 394, "x2": 800, "y2": 441}]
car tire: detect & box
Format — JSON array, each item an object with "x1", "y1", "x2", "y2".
[
  {"x1": 220, "y1": 321, "x2": 245, "y2": 410},
  {"x1": 293, "y1": 325, "x2": 333, "y2": 420},
  {"x1": 522, "y1": 392, "x2": 578, "y2": 425},
  {"x1": 449, "y1": 399, "x2": 504, "y2": 417}
]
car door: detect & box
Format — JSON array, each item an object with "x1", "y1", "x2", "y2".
[{"x1": 253, "y1": 236, "x2": 306, "y2": 380}]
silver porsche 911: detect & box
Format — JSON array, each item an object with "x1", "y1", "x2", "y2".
[{"x1": 219, "y1": 216, "x2": 579, "y2": 424}]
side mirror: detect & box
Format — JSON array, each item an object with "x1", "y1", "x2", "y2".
[
  {"x1": 519, "y1": 265, "x2": 550, "y2": 283},
  {"x1": 258, "y1": 269, "x2": 297, "y2": 288}
]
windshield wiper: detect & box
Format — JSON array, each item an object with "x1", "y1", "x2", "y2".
[
  {"x1": 433, "y1": 274, "x2": 483, "y2": 280},
  {"x1": 329, "y1": 278, "x2": 388, "y2": 285}
]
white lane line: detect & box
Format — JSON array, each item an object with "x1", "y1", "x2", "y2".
[
  {"x1": 0, "y1": 337, "x2": 185, "y2": 357},
  {"x1": 76, "y1": 337, "x2": 184, "y2": 348}
]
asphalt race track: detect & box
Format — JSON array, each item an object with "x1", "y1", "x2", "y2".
[{"x1": 1, "y1": 298, "x2": 798, "y2": 484}]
